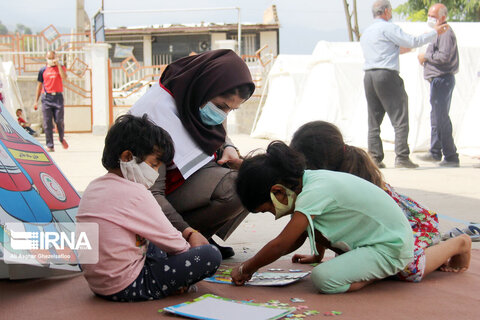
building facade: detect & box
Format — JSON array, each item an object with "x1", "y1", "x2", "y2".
[{"x1": 104, "y1": 5, "x2": 280, "y2": 67}]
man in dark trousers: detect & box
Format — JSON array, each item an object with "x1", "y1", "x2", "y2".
[
  {"x1": 417, "y1": 3, "x2": 460, "y2": 167},
  {"x1": 33, "y1": 50, "x2": 69, "y2": 152},
  {"x1": 360, "y1": 0, "x2": 447, "y2": 169}
]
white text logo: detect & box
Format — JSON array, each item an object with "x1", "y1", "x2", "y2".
[{"x1": 10, "y1": 231, "x2": 92, "y2": 250}]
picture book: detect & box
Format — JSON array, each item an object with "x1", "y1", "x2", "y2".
[
  {"x1": 163, "y1": 294, "x2": 295, "y2": 320},
  {"x1": 204, "y1": 271, "x2": 310, "y2": 287}
]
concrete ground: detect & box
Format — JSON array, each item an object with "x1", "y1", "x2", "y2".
[{"x1": 46, "y1": 132, "x2": 480, "y2": 262}]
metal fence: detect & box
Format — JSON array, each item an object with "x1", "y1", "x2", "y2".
[
  {"x1": 1, "y1": 25, "x2": 272, "y2": 129},
  {"x1": 152, "y1": 53, "x2": 173, "y2": 66},
  {"x1": 110, "y1": 61, "x2": 164, "y2": 90},
  {"x1": 0, "y1": 26, "x2": 93, "y2": 132},
  {"x1": 0, "y1": 25, "x2": 90, "y2": 76}
]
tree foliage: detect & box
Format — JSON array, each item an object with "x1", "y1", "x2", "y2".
[
  {"x1": 15, "y1": 24, "x2": 32, "y2": 35},
  {"x1": 0, "y1": 21, "x2": 8, "y2": 35},
  {"x1": 394, "y1": 0, "x2": 480, "y2": 21}
]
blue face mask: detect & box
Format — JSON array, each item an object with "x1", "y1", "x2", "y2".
[{"x1": 199, "y1": 101, "x2": 227, "y2": 126}]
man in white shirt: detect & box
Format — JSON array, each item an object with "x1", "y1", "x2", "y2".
[{"x1": 361, "y1": 0, "x2": 447, "y2": 168}]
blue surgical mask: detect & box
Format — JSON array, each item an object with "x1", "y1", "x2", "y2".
[{"x1": 199, "y1": 101, "x2": 227, "y2": 126}]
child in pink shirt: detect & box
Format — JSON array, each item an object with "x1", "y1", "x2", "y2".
[{"x1": 77, "y1": 114, "x2": 221, "y2": 302}]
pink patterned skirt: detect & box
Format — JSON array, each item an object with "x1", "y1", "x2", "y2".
[{"x1": 384, "y1": 183, "x2": 441, "y2": 282}]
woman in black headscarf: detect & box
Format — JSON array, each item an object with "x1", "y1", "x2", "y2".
[{"x1": 129, "y1": 49, "x2": 255, "y2": 259}]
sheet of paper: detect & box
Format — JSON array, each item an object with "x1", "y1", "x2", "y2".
[
  {"x1": 204, "y1": 272, "x2": 310, "y2": 287},
  {"x1": 164, "y1": 295, "x2": 294, "y2": 320},
  {"x1": 249, "y1": 272, "x2": 310, "y2": 286}
]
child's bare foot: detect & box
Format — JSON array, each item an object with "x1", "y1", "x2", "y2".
[
  {"x1": 439, "y1": 234, "x2": 472, "y2": 272},
  {"x1": 173, "y1": 284, "x2": 198, "y2": 295},
  {"x1": 173, "y1": 287, "x2": 187, "y2": 295}
]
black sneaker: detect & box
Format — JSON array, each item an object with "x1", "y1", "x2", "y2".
[
  {"x1": 417, "y1": 153, "x2": 441, "y2": 162},
  {"x1": 438, "y1": 160, "x2": 460, "y2": 168},
  {"x1": 373, "y1": 159, "x2": 386, "y2": 168},
  {"x1": 395, "y1": 158, "x2": 419, "y2": 169},
  {"x1": 376, "y1": 161, "x2": 386, "y2": 168},
  {"x1": 208, "y1": 238, "x2": 235, "y2": 259}
]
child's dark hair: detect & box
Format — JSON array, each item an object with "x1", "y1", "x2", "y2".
[
  {"x1": 16, "y1": 109, "x2": 22, "y2": 114},
  {"x1": 236, "y1": 141, "x2": 305, "y2": 212},
  {"x1": 102, "y1": 114, "x2": 174, "y2": 170},
  {"x1": 220, "y1": 83, "x2": 254, "y2": 100},
  {"x1": 290, "y1": 121, "x2": 384, "y2": 188}
]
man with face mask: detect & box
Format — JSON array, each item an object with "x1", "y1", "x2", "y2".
[
  {"x1": 417, "y1": 4, "x2": 460, "y2": 167},
  {"x1": 360, "y1": 0, "x2": 448, "y2": 169},
  {"x1": 33, "y1": 50, "x2": 69, "y2": 152}
]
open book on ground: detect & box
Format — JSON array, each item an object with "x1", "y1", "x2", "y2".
[
  {"x1": 162, "y1": 294, "x2": 295, "y2": 320},
  {"x1": 204, "y1": 271, "x2": 310, "y2": 286}
]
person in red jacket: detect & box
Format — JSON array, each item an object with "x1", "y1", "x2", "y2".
[
  {"x1": 33, "y1": 50, "x2": 69, "y2": 152},
  {"x1": 16, "y1": 109, "x2": 38, "y2": 136}
]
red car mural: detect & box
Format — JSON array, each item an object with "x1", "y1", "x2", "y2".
[{"x1": 0, "y1": 104, "x2": 80, "y2": 273}]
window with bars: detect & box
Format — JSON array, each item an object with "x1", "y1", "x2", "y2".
[{"x1": 228, "y1": 33, "x2": 259, "y2": 60}]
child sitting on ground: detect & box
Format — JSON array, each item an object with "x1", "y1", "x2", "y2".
[
  {"x1": 77, "y1": 114, "x2": 221, "y2": 302},
  {"x1": 290, "y1": 121, "x2": 449, "y2": 279},
  {"x1": 231, "y1": 141, "x2": 471, "y2": 293},
  {"x1": 16, "y1": 108, "x2": 38, "y2": 136}
]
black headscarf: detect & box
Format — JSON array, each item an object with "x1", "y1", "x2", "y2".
[{"x1": 160, "y1": 49, "x2": 255, "y2": 155}]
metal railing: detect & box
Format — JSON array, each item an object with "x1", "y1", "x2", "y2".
[
  {"x1": 110, "y1": 62, "x2": 165, "y2": 90},
  {"x1": 0, "y1": 26, "x2": 93, "y2": 132},
  {"x1": 152, "y1": 54, "x2": 173, "y2": 66},
  {"x1": 109, "y1": 56, "x2": 167, "y2": 122},
  {"x1": 241, "y1": 44, "x2": 276, "y2": 91},
  {"x1": 0, "y1": 25, "x2": 90, "y2": 76}
]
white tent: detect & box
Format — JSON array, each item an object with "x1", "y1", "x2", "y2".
[
  {"x1": 0, "y1": 61, "x2": 25, "y2": 118},
  {"x1": 252, "y1": 22, "x2": 480, "y2": 157}
]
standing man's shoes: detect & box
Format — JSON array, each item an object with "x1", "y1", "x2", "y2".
[
  {"x1": 376, "y1": 161, "x2": 386, "y2": 168},
  {"x1": 438, "y1": 160, "x2": 460, "y2": 167},
  {"x1": 417, "y1": 153, "x2": 441, "y2": 162},
  {"x1": 395, "y1": 158, "x2": 419, "y2": 168},
  {"x1": 208, "y1": 238, "x2": 235, "y2": 259},
  {"x1": 46, "y1": 147, "x2": 55, "y2": 152},
  {"x1": 60, "y1": 139, "x2": 69, "y2": 149},
  {"x1": 373, "y1": 159, "x2": 386, "y2": 168}
]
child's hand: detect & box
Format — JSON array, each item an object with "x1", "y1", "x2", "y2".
[
  {"x1": 183, "y1": 227, "x2": 209, "y2": 248},
  {"x1": 188, "y1": 231, "x2": 209, "y2": 248},
  {"x1": 223, "y1": 158, "x2": 243, "y2": 170},
  {"x1": 292, "y1": 254, "x2": 321, "y2": 264},
  {"x1": 217, "y1": 146, "x2": 243, "y2": 169},
  {"x1": 231, "y1": 264, "x2": 253, "y2": 286}
]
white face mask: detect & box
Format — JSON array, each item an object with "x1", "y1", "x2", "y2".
[
  {"x1": 270, "y1": 184, "x2": 297, "y2": 219},
  {"x1": 427, "y1": 17, "x2": 437, "y2": 28},
  {"x1": 119, "y1": 156, "x2": 159, "y2": 189},
  {"x1": 47, "y1": 59, "x2": 56, "y2": 67}
]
